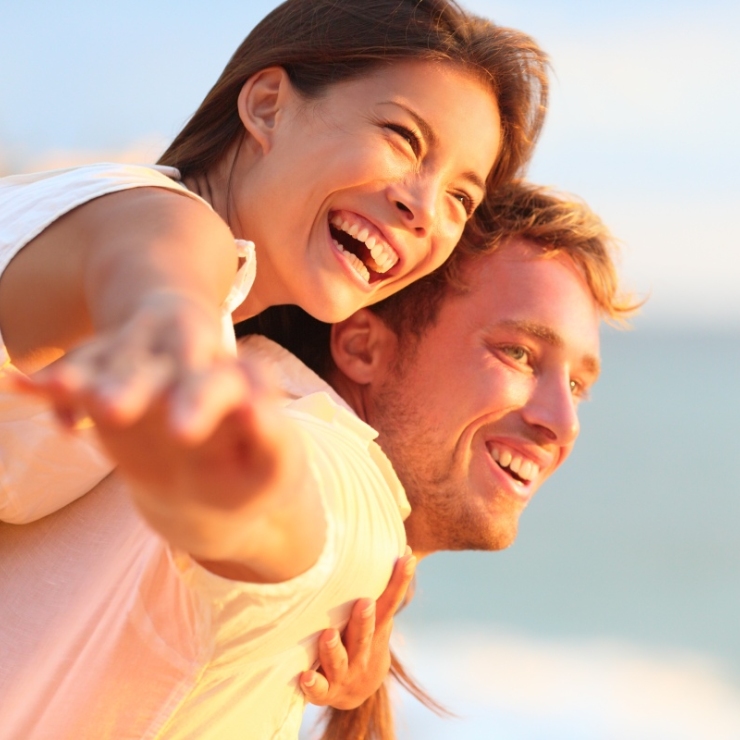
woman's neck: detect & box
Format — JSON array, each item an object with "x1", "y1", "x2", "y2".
[
  {"x1": 182, "y1": 137, "x2": 251, "y2": 233},
  {"x1": 181, "y1": 138, "x2": 284, "y2": 322}
]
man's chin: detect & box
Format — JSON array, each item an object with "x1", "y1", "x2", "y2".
[{"x1": 429, "y1": 516, "x2": 521, "y2": 554}]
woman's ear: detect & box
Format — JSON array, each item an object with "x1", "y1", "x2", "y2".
[
  {"x1": 236, "y1": 67, "x2": 294, "y2": 153},
  {"x1": 330, "y1": 309, "x2": 397, "y2": 386}
]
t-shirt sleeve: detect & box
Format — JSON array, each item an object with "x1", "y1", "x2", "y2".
[
  {"x1": 162, "y1": 439, "x2": 339, "y2": 666},
  {"x1": 0, "y1": 356, "x2": 113, "y2": 523}
]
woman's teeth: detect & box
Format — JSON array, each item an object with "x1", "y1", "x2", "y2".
[
  {"x1": 330, "y1": 214, "x2": 399, "y2": 274},
  {"x1": 489, "y1": 445, "x2": 540, "y2": 483},
  {"x1": 333, "y1": 239, "x2": 370, "y2": 282}
]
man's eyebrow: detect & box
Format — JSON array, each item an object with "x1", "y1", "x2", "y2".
[
  {"x1": 498, "y1": 319, "x2": 601, "y2": 377},
  {"x1": 499, "y1": 319, "x2": 562, "y2": 346}
]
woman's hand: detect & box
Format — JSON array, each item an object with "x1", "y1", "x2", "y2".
[
  {"x1": 81, "y1": 356, "x2": 326, "y2": 580},
  {"x1": 18, "y1": 291, "x2": 230, "y2": 441},
  {"x1": 300, "y1": 548, "x2": 417, "y2": 710}
]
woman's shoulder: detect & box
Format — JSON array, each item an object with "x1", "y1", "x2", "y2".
[
  {"x1": 0, "y1": 162, "x2": 216, "y2": 274},
  {"x1": 0, "y1": 162, "x2": 200, "y2": 215},
  {"x1": 0, "y1": 162, "x2": 184, "y2": 195}
]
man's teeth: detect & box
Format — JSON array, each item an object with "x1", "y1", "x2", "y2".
[
  {"x1": 333, "y1": 239, "x2": 370, "y2": 282},
  {"x1": 490, "y1": 446, "x2": 540, "y2": 482},
  {"x1": 330, "y1": 214, "x2": 399, "y2": 273}
]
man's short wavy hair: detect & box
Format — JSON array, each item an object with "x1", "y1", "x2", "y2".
[
  {"x1": 236, "y1": 180, "x2": 640, "y2": 378},
  {"x1": 370, "y1": 180, "x2": 641, "y2": 344}
]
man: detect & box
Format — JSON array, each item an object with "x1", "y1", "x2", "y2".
[
  {"x1": 0, "y1": 182, "x2": 635, "y2": 739},
  {"x1": 246, "y1": 179, "x2": 634, "y2": 560},
  {"x1": 240, "y1": 180, "x2": 636, "y2": 735}
]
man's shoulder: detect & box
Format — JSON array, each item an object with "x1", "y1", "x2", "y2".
[
  {"x1": 237, "y1": 334, "x2": 358, "y2": 416},
  {"x1": 237, "y1": 334, "x2": 410, "y2": 520}
]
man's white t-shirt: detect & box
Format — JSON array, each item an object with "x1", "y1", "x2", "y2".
[{"x1": 0, "y1": 335, "x2": 409, "y2": 739}]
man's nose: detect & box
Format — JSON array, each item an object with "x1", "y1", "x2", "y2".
[
  {"x1": 521, "y1": 373, "x2": 580, "y2": 446},
  {"x1": 387, "y1": 175, "x2": 438, "y2": 236}
]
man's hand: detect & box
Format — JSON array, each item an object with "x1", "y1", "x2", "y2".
[{"x1": 300, "y1": 548, "x2": 417, "y2": 710}]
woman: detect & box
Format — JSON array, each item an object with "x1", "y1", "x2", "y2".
[
  {"x1": 0, "y1": 0, "x2": 547, "y2": 520},
  {"x1": 0, "y1": 0, "x2": 548, "y2": 736}
]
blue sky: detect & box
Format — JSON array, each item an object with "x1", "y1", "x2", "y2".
[{"x1": 1, "y1": 0, "x2": 738, "y2": 325}]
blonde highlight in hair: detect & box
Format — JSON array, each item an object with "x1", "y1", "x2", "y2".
[
  {"x1": 370, "y1": 180, "x2": 642, "y2": 341},
  {"x1": 462, "y1": 181, "x2": 642, "y2": 323}
]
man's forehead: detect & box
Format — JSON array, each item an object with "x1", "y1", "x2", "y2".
[{"x1": 448, "y1": 243, "x2": 602, "y2": 356}]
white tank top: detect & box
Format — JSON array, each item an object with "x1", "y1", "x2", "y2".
[{"x1": 0, "y1": 163, "x2": 256, "y2": 522}]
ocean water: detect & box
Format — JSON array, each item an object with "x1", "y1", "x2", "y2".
[{"x1": 301, "y1": 327, "x2": 740, "y2": 739}]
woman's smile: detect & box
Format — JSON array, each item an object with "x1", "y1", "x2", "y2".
[{"x1": 230, "y1": 60, "x2": 502, "y2": 322}]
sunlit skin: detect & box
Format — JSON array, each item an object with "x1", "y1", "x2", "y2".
[
  {"x1": 195, "y1": 61, "x2": 501, "y2": 323},
  {"x1": 334, "y1": 240, "x2": 602, "y2": 557},
  {"x1": 2, "y1": 60, "x2": 499, "y2": 447}
]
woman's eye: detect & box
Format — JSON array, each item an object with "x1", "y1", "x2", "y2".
[
  {"x1": 385, "y1": 123, "x2": 421, "y2": 156},
  {"x1": 453, "y1": 191, "x2": 475, "y2": 217},
  {"x1": 570, "y1": 379, "x2": 591, "y2": 401}
]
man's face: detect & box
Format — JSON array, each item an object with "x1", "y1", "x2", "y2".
[{"x1": 367, "y1": 240, "x2": 602, "y2": 555}]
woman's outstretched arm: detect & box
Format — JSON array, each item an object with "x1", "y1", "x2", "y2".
[{"x1": 2, "y1": 187, "x2": 240, "y2": 430}]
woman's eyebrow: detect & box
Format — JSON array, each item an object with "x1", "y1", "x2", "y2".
[
  {"x1": 378, "y1": 102, "x2": 487, "y2": 192},
  {"x1": 379, "y1": 101, "x2": 437, "y2": 146}
]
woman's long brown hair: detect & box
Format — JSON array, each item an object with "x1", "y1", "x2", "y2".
[
  {"x1": 316, "y1": 649, "x2": 451, "y2": 740},
  {"x1": 158, "y1": 0, "x2": 549, "y2": 194}
]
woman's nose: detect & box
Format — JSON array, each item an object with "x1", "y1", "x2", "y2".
[{"x1": 389, "y1": 177, "x2": 437, "y2": 236}]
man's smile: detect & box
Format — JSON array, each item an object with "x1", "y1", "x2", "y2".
[{"x1": 488, "y1": 443, "x2": 541, "y2": 483}]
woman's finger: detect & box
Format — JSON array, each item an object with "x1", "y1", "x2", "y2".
[
  {"x1": 170, "y1": 364, "x2": 253, "y2": 445},
  {"x1": 375, "y1": 548, "x2": 417, "y2": 627},
  {"x1": 86, "y1": 353, "x2": 176, "y2": 426},
  {"x1": 315, "y1": 628, "x2": 348, "y2": 686},
  {"x1": 299, "y1": 670, "x2": 331, "y2": 705},
  {"x1": 343, "y1": 598, "x2": 376, "y2": 665}
]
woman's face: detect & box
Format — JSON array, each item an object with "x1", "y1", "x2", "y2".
[{"x1": 232, "y1": 60, "x2": 501, "y2": 322}]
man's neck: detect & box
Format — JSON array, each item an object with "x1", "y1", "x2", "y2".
[{"x1": 326, "y1": 370, "x2": 369, "y2": 424}]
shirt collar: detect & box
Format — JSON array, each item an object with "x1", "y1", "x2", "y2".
[{"x1": 237, "y1": 335, "x2": 410, "y2": 520}]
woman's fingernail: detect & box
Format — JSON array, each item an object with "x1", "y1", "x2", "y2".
[
  {"x1": 404, "y1": 556, "x2": 417, "y2": 575},
  {"x1": 326, "y1": 630, "x2": 340, "y2": 648},
  {"x1": 361, "y1": 601, "x2": 375, "y2": 618},
  {"x1": 302, "y1": 672, "x2": 316, "y2": 687},
  {"x1": 404, "y1": 545, "x2": 412, "y2": 557}
]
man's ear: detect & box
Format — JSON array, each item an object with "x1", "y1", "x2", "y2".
[
  {"x1": 330, "y1": 309, "x2": 396, "y2": 385},
  {"x1": 236, "y1": 67, "x2": 294, "y2": 154}
]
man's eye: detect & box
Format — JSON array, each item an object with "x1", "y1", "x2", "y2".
[
  {"x1": 385, "y1": 123, "x2": 421, "y2": 156},
  {"x1": 502, "y1": 346, "x2": 529, "y2": 362},
  {"x1": 570, "y1": 379, "x2": 591, "y2": 400}
]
